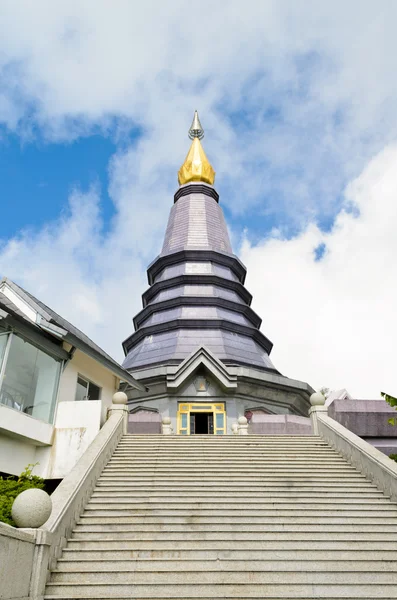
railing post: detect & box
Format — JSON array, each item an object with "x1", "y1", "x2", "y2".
[
  {"x1": 237, "y1": 416, "x2": 248, "y2": 435},
  {"x1": 309, "y1": 392, "x2": 328, "y2": 435},
  {"x1": 162, "y1": 417, "x2": 173, "y2": 435},
  {"x1": 29, "y1": 528, "x2": 53, "y2": 600},
  {"x1": 108, "y1": 392, "x2": 129, "y2": 434}
]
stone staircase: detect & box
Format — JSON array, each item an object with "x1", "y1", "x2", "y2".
[{"x1": 45, "y1": 435, "x2": 397, "y2": 599}]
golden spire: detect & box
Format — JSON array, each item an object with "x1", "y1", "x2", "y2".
[{"x1": 178, "y1": 111, "x2": 215, "y2": 186}]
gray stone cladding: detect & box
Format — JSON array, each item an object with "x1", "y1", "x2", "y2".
[
  {"x1": 161, "y1": 191, "x2": 232, "y2": 255},
  {"x1": 122, "y1": 182, "x2": 276, "y2": 373}
]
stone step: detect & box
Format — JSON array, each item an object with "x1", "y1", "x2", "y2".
[
  {"x1": 115, "y1": 449, "x2": 333, "y2": 453},
  {"x1": 92, "y1": 489, "x2": 383, "y2": 498},
  {"x1": 98, "y1": 469, "x2": 365, "y2": 476},
  {"x1": 98, "y1": 468, "x2": 364, "y2": 475},
  {"x1": 116, "y1": 440, "x2": 324, "y2": 445},
  {"x1": 114, "y1": 448, "x2": 330, "y2": 453},
  {"x1": 97, "y1": 472, "x2": 366, "y2": 478},
  {"x1": 112, "y1": 446, "x2": 340, "y2": 451},
  {"x1": 73, "y1": 522, "x2": 397, "y2": 532},
  {"x1": 118, "y1": 435, "x2": 329, "y2": 448},
  {"x1": 77, "y1": 516, "x2": 397, "y2": 528},
  {"x1": 42, "y1": 582, "x2": 397, "y2": 598},
  {"x1": 114, "y1": 442, "x2": 333, "y2": 447},
  {"x1": 44, "y1": 595, "x2": 397, "y2": 600},
  {"x1": 70, "y1": 531, "x2": 397, "y2": 541},
  {"x1": 65, "y1": 538, "x2": 397, "y2": 550},
  {"x1": 118, "y1": 435, "x2": 321, "y2": 440},
  {"x1": 77, "y1": 515, "x2": 397, "y2": 526},
  {"x1": 112, "y1": 449, "x2": 343, "y2": 462},
  {"x1": 53, "y1": 559, "x2": 397, "y2": 572},
  {"x1": 111, "y1": 452, "x2": 340, "y2": 458},
  {"x1": 49, "y1": 570, "x2": 397, "y2": 584},
  {"x1": 114, "y1": 448, "x2": 328, "y2": 452},
  {"x1": 115, "y1": 445, "x2": 328, "y2": 450},
  {"x1": 117, "y1": 436, "x2": 332, "y2": 452},
  {"x1": 102, "y1": 466, "x2": 357, "y2": 472},
  {"x1": 120, "y1": 434, "x2": 320, "y2": 436},
  {"x1": 97, "y1": 477, "x2": 369, "y2": 485},
  {"x1": 106, "y1": 463, "x2": 349, "y2": 469},
  {"x1": 84, "y1": 501, "x2": 397, "y2": 513},
  {"x1": 95, "y1": 482, "x2": 379, "y2": 490},
  {"x1": 82, "y1": 508, "x2": 397, "y2": 519},
  {"x1": 115, "y1": 441, "x2": 330, "y2": 446},
  {"x1": 44, "y1": 597, "x2": 397, "y2": 600},
  {"x1": 90, "y1": 491, "x2": 386, "y2": 500},
  {"x1": 60, "y1": 548, "x2": 397, "y2": 561},
  {"x1": 96, "y1": 478, "x2": 369, "y2": 487},
  {"x1": 87, "y1": 495, "x2": 392, "y2": 505},
  {"x1": 106, "y1": 464, "x2": 346, "y2": 471},
  {"x1": 116, "y1": 441, "x2": 329, "y2": 445}
]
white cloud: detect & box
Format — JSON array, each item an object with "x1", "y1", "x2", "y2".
[
  {"x1": 0, "y1": 2, "x2": 396, "y2": 397},
  {"x1": 1, "y1": 1, "x2": 397, "y2": 220},
  {"x1": 0, "y1": 181, "x2": 148, "y2": 359},
  {"x1": 242, "y1": 144, "x2": 397, "y2": 398}
]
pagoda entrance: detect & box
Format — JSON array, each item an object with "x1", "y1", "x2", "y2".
[
  {"x1": 177, "y1": 402, "x2": 226, "y2": 435},
  {"x1": 191, "y1": 412, "x2": 214, "y2": 434}
]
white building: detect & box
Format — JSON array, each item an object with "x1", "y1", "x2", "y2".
[{"x1": 0, "y1": 277, "x2": 145, "y2": 480}]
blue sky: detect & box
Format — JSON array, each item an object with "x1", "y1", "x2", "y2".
[
  {"x1": 0, "y1": 134, "x2": 115, "y2": 238},
  {"x1": 0, "y1": 1, "x2": 396, "y2": 397}
]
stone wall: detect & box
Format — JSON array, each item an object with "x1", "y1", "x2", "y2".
[
  {"x1": 248, "y1": 414, "x2": 312, "y2": 435},
  {"x1": 0, "y1": 522, "x2": 35, "y2": 600},
  {"x1": 329, "y1": 398, "x2": 397, "y2": 454}
]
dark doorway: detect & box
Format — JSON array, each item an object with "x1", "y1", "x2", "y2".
[{"x1": 190, "y1": 412, "x2": 214, "y2": 434}]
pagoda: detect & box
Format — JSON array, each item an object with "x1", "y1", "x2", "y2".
[{"x1": 122, "y1": 112, "x2": 313, "y2": 434}]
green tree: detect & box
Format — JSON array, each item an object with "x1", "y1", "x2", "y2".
[
  {"x1": 381, "y1": 391, "x2": 397, "y2": 426},
  {"x1": 381, "y1": 392, "x2": 397, "y2": 462}
]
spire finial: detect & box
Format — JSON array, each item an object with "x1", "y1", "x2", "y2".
[
  {"x1": 178, "y1": 111, "x2": 215, "y2": 186},
  {"x1": 188, "y1": 110, "x2": 204, "y2": 140}
]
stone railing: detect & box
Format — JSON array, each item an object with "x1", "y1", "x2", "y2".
[
  {"x1": 0, "y1": 522, "x2": 37, "y2": 600},
  {"x1": 0, "y1": 392, "x2": 129, "y2": 600},
  {"x1": 309, "y1": 392, "x2": 397, "y2": 502}
]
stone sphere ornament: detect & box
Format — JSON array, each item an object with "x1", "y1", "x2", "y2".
[
  {"x1": 12, "y1": 488, "x2": 52, "y2": 528},
  {"x1": 310, "y1": 391, "x2": 326, "y2": 406},
  {"x1": 112, "y1": 391, "x2": 128, "y2": 405},
  {"x1": 238, "y1": 416, "x2": 248, "y2": 425}
]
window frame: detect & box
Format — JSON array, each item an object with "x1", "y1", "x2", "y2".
[
  {"x1": 75, "y1": 374, "x2": 102, "y2": 402},
  {"x1": 0, "y1": 332, "x2": 12, "y2": 391},
  {"x1": 0, "y1": 331, "x2": 62, "y2": 423}
]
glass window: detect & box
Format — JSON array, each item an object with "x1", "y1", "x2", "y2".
[
  {"x1": 75, "y1": 375, "x2": 101, "y2": 401},
  {"x1": 0, "y1": 334, "x2": 61, "y2": 423},
  {"x1": 216, "y1": 413, "x2": 224, "y2": 429},
  {"x1": 75, "y1": 376, "x2": 88, "y2": 402}
]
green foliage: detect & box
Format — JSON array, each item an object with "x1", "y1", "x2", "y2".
[
  {"x1": 0, "y1": 463, "x2": 45, "y2": 526},
  {"x1": 381, "y1": 392, "x2": 397, "y2": 426},
  {"x1": 389, "y1": 454, "x2": 397, "y2": 463}
]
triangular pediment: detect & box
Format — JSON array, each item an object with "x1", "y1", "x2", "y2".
[{"x1": 166, "y1": 346, "x2": 237, "y2": 391}]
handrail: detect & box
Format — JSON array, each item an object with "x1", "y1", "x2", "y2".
[
  {"x1": 317, "y1": 411, "x2": 397, "y2": 502},
  {"x1": 29, "y1": 405, "x2": 127, "y2": 598},
  {"x1": 44, "y1": 411, "x2": 123, "y2": 534}
]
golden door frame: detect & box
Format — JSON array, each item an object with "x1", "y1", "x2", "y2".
[{"x1": 177, "y1": 402, "x2": 226, "y2": 435}]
